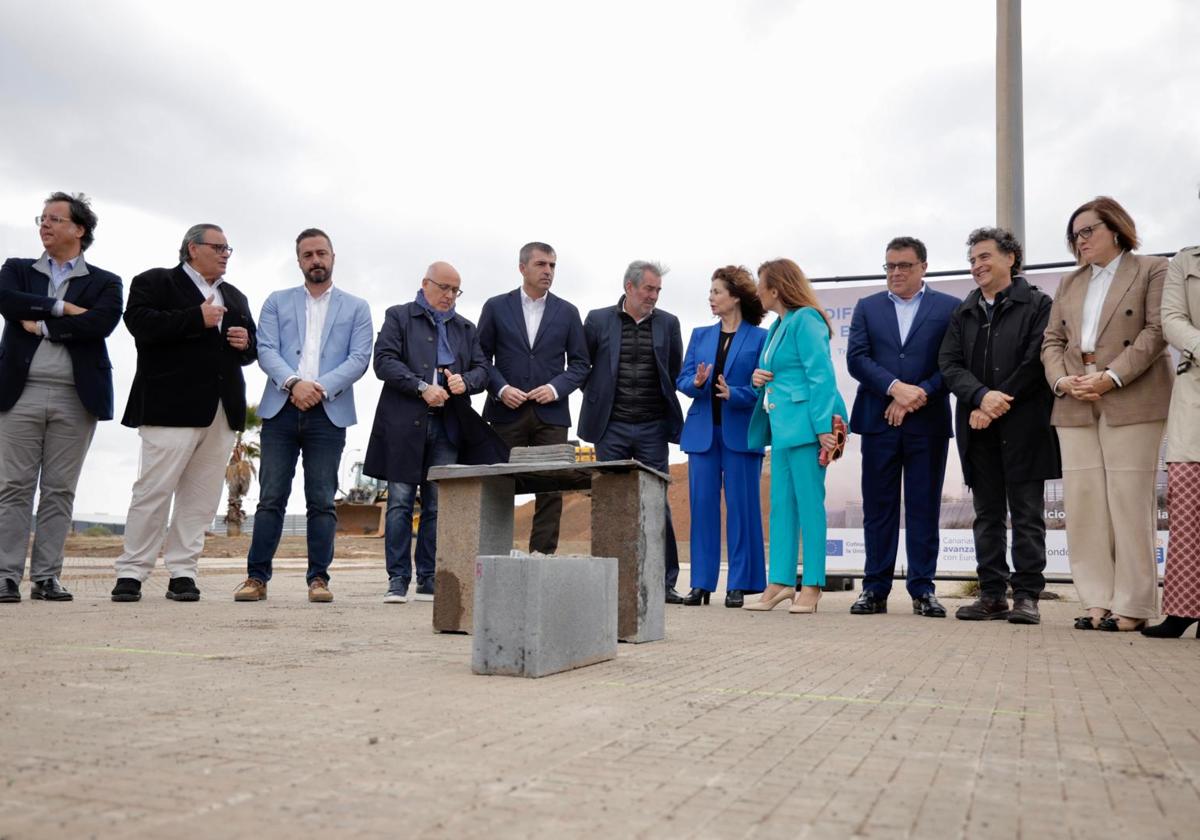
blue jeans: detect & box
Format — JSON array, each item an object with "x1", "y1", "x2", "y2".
[
  {"x1": 247, "y1": 402, "x2": 346, "y2": 584},
  {"x1": 595, "y1": 419, "x2": 680, "y2": 589},
  {"x1": 385, "y1": 413, "x2": 458, "y2": 591}
]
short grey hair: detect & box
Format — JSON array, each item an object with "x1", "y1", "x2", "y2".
[
  {"x1": 623, "y1": 260, "x2": 668, "y2": 289},
  {"x1": 179, "y1": 223, "x2": 224, "y2": 263}
]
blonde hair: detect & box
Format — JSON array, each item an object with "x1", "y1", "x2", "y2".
[{"x1": 757, "y1": 258, "x2": 832, "y2": 337}]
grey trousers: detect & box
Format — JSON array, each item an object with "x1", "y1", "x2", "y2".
[{"x1": 0, "y1": 382, "x2": 97, "y2": 582}]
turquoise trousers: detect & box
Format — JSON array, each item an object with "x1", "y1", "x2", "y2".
[{"x1": 768, "y1": 443, "x2": 827, "y2": 587}]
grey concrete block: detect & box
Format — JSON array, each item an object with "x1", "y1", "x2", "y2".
[
  {"x1": 591, "y1": 471, "x2": 666, "y2": 643},
  {"x1": 472, "y1": 554, "x2": 618, "y2": 678},
  {"x1": 433, "y1": 476, "x2": 515, "y2": 633}
]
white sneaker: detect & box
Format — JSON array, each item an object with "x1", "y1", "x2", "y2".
[{"x1": 384, "y1": 590, "x2": 408, "y2": 604}]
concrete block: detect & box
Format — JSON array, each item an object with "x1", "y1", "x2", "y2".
[
  {"x1": 433, "y1": 476, "x2": 515, "y2": 633},
  {"x1": 472, "y1": 554, "x2": 618, "y2": 678},
  {"x1": 590, "y1": 471, "x2": 666, "y2": 643}
]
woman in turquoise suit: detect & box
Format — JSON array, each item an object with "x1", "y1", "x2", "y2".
[
  {"x1": 743, "y1": 258, "x2": 847, "y2": 614},
  {"x1": 676, "y1": 266, "x2": 769, "y2": 608}
]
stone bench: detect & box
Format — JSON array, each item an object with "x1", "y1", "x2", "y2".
[{"x1": 472, "y1": 554, "x2": 618, "y2": 678}]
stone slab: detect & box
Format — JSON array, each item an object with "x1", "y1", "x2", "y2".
[
  {"x1": 591, "y1": 470, "x2": 666, "y2": 643},
  {"x1": 433, "y1": 475, "x2": 515, "y2": 633},
  {"x1": 472, "y1": 554, "x2": 618, "y2": 678}
]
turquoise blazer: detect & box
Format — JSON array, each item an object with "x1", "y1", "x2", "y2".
[{"x1": 747, "y1": 307, "x2": 847, "y2": 450}]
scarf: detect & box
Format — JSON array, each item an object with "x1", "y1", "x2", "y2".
[{"x1": 415, "y1": 289, "x2": 456, "y2": 367}]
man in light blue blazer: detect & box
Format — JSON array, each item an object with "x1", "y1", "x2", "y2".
[{"x1": 235, "y1": 228, "x2": 373, "y2": 603}]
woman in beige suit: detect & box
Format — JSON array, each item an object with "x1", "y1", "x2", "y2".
[
  {"x1": 1146, "y1": 243, "x2": 1200, "y2": 638},
  {"x1": 1041, "y1": 196, "x2": 1171, "y2": 632}
]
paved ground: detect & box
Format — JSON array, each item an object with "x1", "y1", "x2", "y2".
[{"x1": 2, "y1": 557, "x2": 1198, "y2": 839}]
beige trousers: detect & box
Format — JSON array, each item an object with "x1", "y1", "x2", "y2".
[
  {"x1": 114, "y1": 414, "x2": 236, "y2": 581},
  {"x1": 1058, "y1": 412, "x2": 1164, "y2": 618}
]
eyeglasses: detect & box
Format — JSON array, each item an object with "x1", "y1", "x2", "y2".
[
  {"x1": 196, "y1": 242, "x2": 234, "y2": 256},
  {"x1": 35, "y1": 214, "x2": 73, "y2": 226},
  {"x1": 883, "y1": 261, "x2": 922, "y2": 273},
  {"x1": 426, "y1": 278, "x2": 463, "y2": 298},
  {"x1": 1070, "y1": 221, "x2": 1106, "y2": 243}
]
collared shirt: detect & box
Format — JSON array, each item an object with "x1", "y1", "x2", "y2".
[
  {"x1": 182, "y1": 261, "x2": 224, "y2": 329},
  {"x1": 888, "y1": 283, "x2": 926, "y2": 345},
  {"x1": 885, "y1": 283, "x2": 926, "y2": 395},
  {"x1": 36, "y1": 253, "x2": 79, "y2": 333},
  {"x1": 299, "y1": 285, "x2": 333, "y2": 383},
  {"x1": 1080, "y1": 252, "x2": 1122, "y2": 353},
  {"x1": 520, "y1": 287, "x2": 547, "y2": 347}
]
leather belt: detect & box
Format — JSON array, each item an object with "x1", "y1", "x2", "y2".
[{"x1": 1081, "y1": 352, "x2": 1097, "y2": 365}]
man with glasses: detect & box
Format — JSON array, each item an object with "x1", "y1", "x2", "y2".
[
  {"x1": 363, "y1": 262, "x2": 490, "y2": 603},
  {"x1": 111, "y1": 224, "x2": 257, "y2": 603},
  {"x1": 233, "y1": 228, "x2": 373, "y2": 604},
  {"x1": 0, "y1": 192, "x2": 123, "y2": 603},
  {"x1": 846, "y1": 237, "x2": 959, "y2": 617},
  {"x1": 477, "y1": 242, "x2": 589, "y2": 555}
]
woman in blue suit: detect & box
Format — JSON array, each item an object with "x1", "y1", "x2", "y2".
[
  {"x1": 676, "y1": 266, "x2": 769, "y2": 607},
  {"x1": 744, "y1": 258, "x2": 847, "y2": 614}
]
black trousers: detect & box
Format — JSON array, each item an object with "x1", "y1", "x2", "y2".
[
  {"x1": 967, "y1": 437, "x2": 1046, "y2": 599},
  {"x1": 491, "y1": 405, "x2": 569, "y2": 554}
]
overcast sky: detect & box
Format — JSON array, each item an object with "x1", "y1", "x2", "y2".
[{"x1": 2, "y1": 0, "x2": 1198, "y2": 518}]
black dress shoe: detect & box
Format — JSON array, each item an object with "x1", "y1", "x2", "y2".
[
  {"x1": 166, "y1": 577, "x2": 201, "y2": 602},
  {"x1": 31, "y1": 577, "x2": 73, "y2": 601},
  {"x1": 912, "y1": 593, "x2": 947, "y2": 618},
  {"x1": 955, "y1": 596, "x2": 1009, "y2": 620},
  {"x1": 111, "y1": 578, "x2": 142, "y2": 602},
  {"x1": 1141, "y1": 615, "x2": 1200, "y2": 638},
  {"x1": 682, "y1": 588, "x2": 711, "y2": 606},
  {"x1": 725, "y1": 590, "x2": 745, "y2": 609},
  {"x1": 850, "y1": 590, "x2": 887, "y2": 614},
  {"x1": 665, "y1": 588, "x2": 683, "y2": 605},
  {"x1": 1008, "y1": 596, "x2": 1040, "y2": 625},
  {"x1": 0, "y1": 578, "x2": 20, "y2": 603}
]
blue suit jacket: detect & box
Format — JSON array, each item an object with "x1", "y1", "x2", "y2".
[
  {"x1": 846, "y1": 287, "x2": 958, "y2": 437},
  {"x1": 0, "y1": 255, "x2": 123, "y2": 420},
  {"x1": 748, "y1": 307, "x2": 848, "y2": 450},
  {"x1": 676, "y1": 321, "x2": 766, "y2": 454},
  {"x1": 476, "y1": 289, "x2": 589, "y2": 427},
  {"x1": 579, "y1": 301, "x2": 683, "y2": 444},
  {"x1": 256, "y1": 285, "x2": 374, "y2": 428}
]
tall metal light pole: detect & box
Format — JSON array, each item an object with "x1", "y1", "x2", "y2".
[{"x1": 996, "y1": 0, "x2": 1025, "y2": 245}]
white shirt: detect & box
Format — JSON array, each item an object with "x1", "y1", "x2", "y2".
[
  {"x1": 182, "y1": 261, "x2": 224, "y2": 329},
  {"x1": 1081, "y1": 252, "x2": 1122, "y2": 353},
  {"x1": 520, "y1": 288, "x2": 547, "y2": 347},
  {"x1": 299, "y1": 286, "x2": 333, "y2": 383}
]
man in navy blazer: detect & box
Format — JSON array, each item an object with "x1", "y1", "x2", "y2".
[
  {"x1": 0, "y1": 192, "x2": 123, "y2": 603},
  {"x1": 477, "y1": 242, "x2": 589, "y2": 554},
  {"x1": 846, "y1": 236, "x2": 959, "y2": 618},
  {"x1": 580, "y1": 260, "x2": 684, "y2": 602},
  {"x1": 234, "y1": 229, "x2": 373, "y2": 604}
]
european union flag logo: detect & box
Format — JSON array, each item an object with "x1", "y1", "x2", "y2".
[{"x1": 826, "y1": 539, "x2": 843, "y2": 556}]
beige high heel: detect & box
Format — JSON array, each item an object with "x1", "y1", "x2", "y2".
[
  {"x1": 789, "y1": 586, "x2": 822, "y2": 614},
  {"x1": 743, "y1": 587, "x2": 795, "y2": 611}
]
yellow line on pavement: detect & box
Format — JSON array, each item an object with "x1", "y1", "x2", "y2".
[
  {"x1": 61, "y1": 645, "x2": 230, "y2": 660},
  {"x1": 595, "y1": 680, "x2": 1041, "y2": 718}
]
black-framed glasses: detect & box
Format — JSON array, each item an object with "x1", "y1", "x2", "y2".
[
  {"x1": 426, "y1": 278, "x2": 463, "y2": 298},
  {"x1": 35, "y1": 214, "x2": 73, "y2": 226},
  {"x1": 883, "y1": 261, "x2": 921, "y2": 273},
  {"x1": 196, "y1": 242, "x2": 234, "y2": 256},
  {"x1": 1071, "y1": 221, "x2": 1106, "y2": 243}
]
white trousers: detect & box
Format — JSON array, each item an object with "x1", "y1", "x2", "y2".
[{"x1": 114, "y1": 414, "x2": 236, "y2": 581}]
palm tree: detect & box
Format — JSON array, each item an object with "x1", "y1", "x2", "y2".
[{"x1": 224, "y1": 404, "x2": 262, "y2": 537}]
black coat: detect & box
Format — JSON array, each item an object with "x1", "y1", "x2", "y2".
[
  {"x1": 121, "y1": 265, "x2": 257, "y2": 430},
  {"x1": 0, "y1": 257, "x2": 124, "y2": 420},
  {"x1": 938, "y1": 276, "x2": 1061, "y2": 487},
  {"x1": 363, "y1": 301, "x2": 492, "y2": 484}
]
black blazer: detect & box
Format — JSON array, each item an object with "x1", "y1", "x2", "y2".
[
  {"x1": 578, "y1": 300, "x2": 683, "y2": 444},
  {"x1": 0, "y1": 256, "x2": 124, "y2": 420},
  {"x1": 363, "y1": 301, "x2": 490, "y2": 484},
  {"x1": 476, "y1": 289, "x2": 590, "y2": 427},
  {"x1": 121, "y1": 265, "x2": 257, "y2": 430}
]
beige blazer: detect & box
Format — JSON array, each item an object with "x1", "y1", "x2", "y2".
[
  {"x1": 1163, "y1": 246, "x2": 1200, "y2": 462},
  {"x1": 1041, "y1": 252, "x2": 1171, "y2": 427}
]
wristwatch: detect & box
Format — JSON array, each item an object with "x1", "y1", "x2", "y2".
[{"x1": 417, "y1": 381, "x2": 430, "y2": 393}]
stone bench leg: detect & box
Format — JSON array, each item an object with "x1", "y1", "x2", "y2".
[
  {"x1": 433, "y1": 476, "x2": 515, "y2": 633},
  {"x1": 590, "y1": 471, "x2": 666, "y2": 643}
]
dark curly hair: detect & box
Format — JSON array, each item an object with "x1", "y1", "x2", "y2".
[
  {"x1": 711, "y1": 265, "x2": 764, "y2": 326},
  {"x1": 44, "y1": 191, "x2": 98, "y2": 252},
  {"x1": 965, "y1": 227, "x2": 1023, "y2": 277}
]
